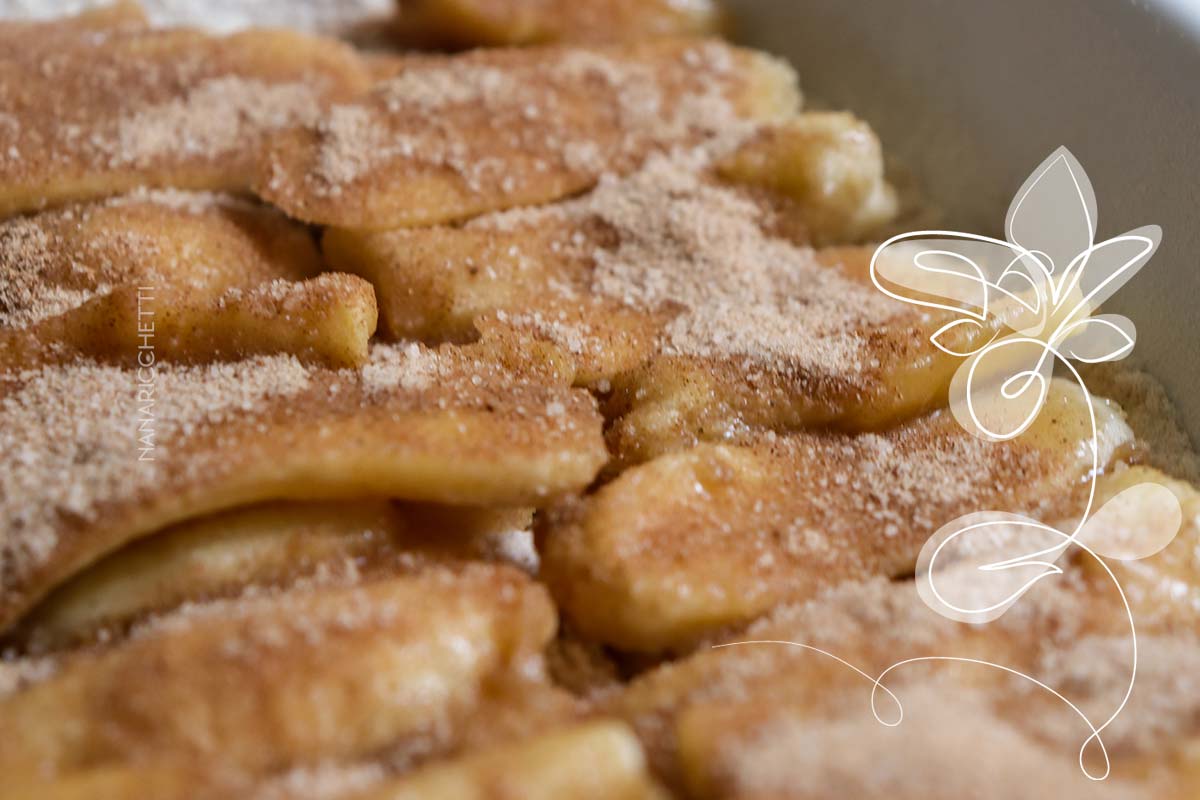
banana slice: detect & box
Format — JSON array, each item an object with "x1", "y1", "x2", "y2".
[
  {"x1": 0, "y1": 565, "x2": 556, "y2": 780},
  {"x1": 673, "y1": 687, "x2": 1144, "y2": 800},
  {"x1": 323, "y1": 125, "x2": 970, "y2": 459},
  {"x1": 541, "y1": 380, "x2": 1133, "y2": 652},
  {"x1": 0, "y1": 192, "x2": 377, "y2": 369},
  {"x1": 0, "y1": 13, "x2": 370, "y2": 216},
  {"x1": 609, "y1": 574, "x2": 1199, "y2": 798},
  {"x1": 321, "y1": 113, "x2": 894, "y2": 340},
  {"x1": 0, "y1": 336, "x2": 606, "y2": 632},
  {"x1": 8, "y1": 500, "x2": 533, "y2": 653},
  {"x1": 716, "y1": 112, "x2": 898, "y2": 245},
  {"x1": 259, "y1": 39, "x2": 799, "y2": 229}
]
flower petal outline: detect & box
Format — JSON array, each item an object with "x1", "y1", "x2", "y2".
[
  {"x1": 1051, "y1": 226, "x2": 1160, "y2": 320},
  {"x1": 1005, "y1": 146, "x2": 1097, "y2": 279},
  {"x1": 1060, "y1": 314, "x2": 1136, "y2": 363}
]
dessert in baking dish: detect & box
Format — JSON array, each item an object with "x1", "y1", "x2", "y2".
[{"x1": 1, "y1": 3, "x2": 1197, "y2": 798}]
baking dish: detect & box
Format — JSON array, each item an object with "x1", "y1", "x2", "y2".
[{"x1": 729, "y1": 0, "x2": 1200, "y2": 440}]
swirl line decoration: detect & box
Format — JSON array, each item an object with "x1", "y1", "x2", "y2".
[{"x1": 721, "y1": 147, "x2": 1182, "y2": 780}]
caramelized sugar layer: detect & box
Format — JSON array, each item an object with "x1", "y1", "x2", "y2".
[
  {"x1": 0, "y1": 17, "x2": 370, "y2": 216},
  {"x1": 0, "y1": 191, "x2": 376, "y2": 368},
  {"x1": 258, "y1": 39, "x2": 799, "y2": 229},
  {"x1": 0, "y1": 336, "x2": 606, "y2": 631}
]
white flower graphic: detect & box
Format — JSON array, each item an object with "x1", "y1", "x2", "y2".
[
  {"x1": 871, "y1": 147, "x2": 1179, "y2": 623},
  {"x1": 869, "y1": 146, "x2": 1182, "y2": 778},
  {"x1": 721, "y1": 148, "x2": 1183, "y2": 782}
]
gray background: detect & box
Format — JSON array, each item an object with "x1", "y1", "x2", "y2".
[{"x1": 731, "y1": 0, "x2": 1200, "y2": 441}]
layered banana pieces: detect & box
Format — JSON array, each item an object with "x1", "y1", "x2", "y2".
[
  {"x1": 1, "y1": 4, "x2": 1197, "y2": 800},
  {"x1": 0, "y1": 9, "x2": 370, "y2": 217}
]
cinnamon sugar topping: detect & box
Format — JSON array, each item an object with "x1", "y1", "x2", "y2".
[
  {"x1": 0, "y1": 190, "x2": 323, "y2": 344},
  {"x1": 0, "y1": 336, "x2": 607, "y2": 629},
  {"x1": 0, "y1": 17, "x2": 369, "y2": 215},
  {"x1": 587, "y1": 156, "x2": 899, "y2": 375},
  {"x1": 107, "y1": 78, "x2": 322, "y2": 168},
  {"x1": 360, "y1": 342, "x2": 439, "y2": 395},
  {"x1": 478, "y1": 151, "x2": 905, "y2": 379},
  {"x1": 311, "y1": 42, "x2": 745, "y2": 191},
  {"x1": 1, "y1": 10, "x2": 1198, "y2": 798},
  {"x1": 0, "y1": 218, "x2": 108, "y2": 329},
  {"x1": 0, "y1": 355, "x2": 312, "y2": 548},
  {"x1": 259, "y1": 39, "x2": 797, "y2": 227}
]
